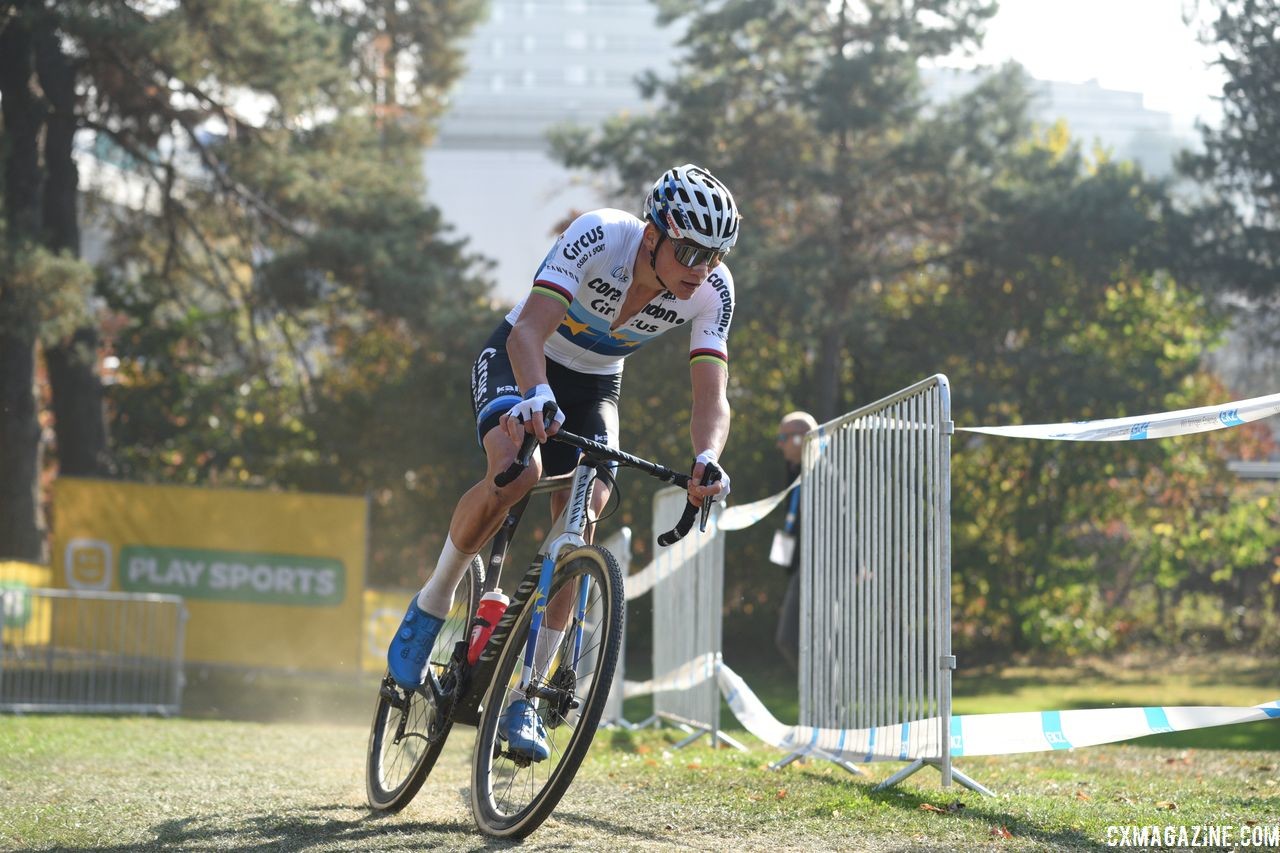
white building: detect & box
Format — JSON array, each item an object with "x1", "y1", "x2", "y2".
[
  {"x1": 923, "y1": 68, "x2": 1195, "y2": 175},
  {"x1": 424, "y1": 0, "x2": 685, "y2": 305},
  {"x1": 427, "y1": 6, "x2": 1199, "y2": 306}
]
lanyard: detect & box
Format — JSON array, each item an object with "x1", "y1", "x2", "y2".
[{"x1": 783, "y1": 485, "x2": 800, "y2": 534}]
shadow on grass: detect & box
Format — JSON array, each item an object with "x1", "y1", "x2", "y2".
[
  {"x1": 868, "y1": 785, "x2": 1098, "y2": 850},
  {"x1": 47, "y1": 806, "x2": 471, "y2": 853},
  {"x1": 49, "y1": 801, "x2": 663, "y2": 852}
]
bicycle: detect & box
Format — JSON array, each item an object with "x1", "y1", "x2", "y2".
[{"x1": 365, "y1": 423, "x2": 718, "y2": 838}]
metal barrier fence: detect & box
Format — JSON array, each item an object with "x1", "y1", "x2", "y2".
[
  {"x1": 647, "y1": 487, "x2": 740, "y2": 749},
  {"x1": 600, "y1": 526, "x2": 630, "y2": 726},
  {"x1": 0, "y1": 588, "x2": 187, "y2": 715},
  {"x1": 792, "y1": 374, "x2": 986, "y2": 792}
]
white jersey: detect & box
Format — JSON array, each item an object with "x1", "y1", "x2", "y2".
[{"x1": 503, "y1": 208, "x2": 734, "y2": 376}]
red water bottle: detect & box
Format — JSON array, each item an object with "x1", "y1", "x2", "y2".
[{"x1": 467, "y1": 589, "x2": 510, "y2": 665}]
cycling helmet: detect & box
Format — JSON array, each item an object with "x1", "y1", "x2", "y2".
[{"x1": 645, "y1": 164, "x2": 740, "y2": 253}]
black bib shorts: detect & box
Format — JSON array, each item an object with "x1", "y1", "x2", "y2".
[{"x1": 470, "y1": 322, "x2": 621, "y2": 476}]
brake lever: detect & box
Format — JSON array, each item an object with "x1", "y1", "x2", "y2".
[
  {"x1": 493, "y1": 401, "x2": 559, "y2": 487},
  {"x1": 697, "y1": 461, "x2": 722, "y2": 534}
]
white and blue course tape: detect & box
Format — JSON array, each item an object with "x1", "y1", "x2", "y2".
[
  {"x1": 959, "y1": 391, "x2": 1280, "y2": 442},
  {"x1": 711, "y1": 392, "x2": 1279, "y2": 534},
  {"x1": 712, "y1": 657, "x2": 1280, "y2": 761}
]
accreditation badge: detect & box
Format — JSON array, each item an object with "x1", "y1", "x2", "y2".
[{"x1": 769, "y1": 530, "x2": 795, "y2": 567}]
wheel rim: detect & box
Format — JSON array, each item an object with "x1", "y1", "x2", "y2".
[
  {"x1": 368, "y1": 569, "x2": 477, "y2": 804},
  {"x1": 473, "y1": 552, "x2": 619, "y2": 830}
]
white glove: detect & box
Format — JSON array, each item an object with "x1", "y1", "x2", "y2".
[
  {"x1": 695, "y1": 450, "x2": 731, "y2": 503},
  {"x1": 506, "y1": 384, "x2": 566, "y2": 430}
]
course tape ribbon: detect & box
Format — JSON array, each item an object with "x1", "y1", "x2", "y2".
[
  {"x1": 717, "y1": 478, "x2": 800, "y2": 532},
  {"x1": 959, "y1": 392, "x2": 1280, "y2": 442},
  {"x1": 704, "y1": 394, "x2": 1279, "y2": 537},
  {"x1": 711, "y1": 657, "x2": 1280, "y2": 761},
  {"x1": 622, "y1": 652, "x2": 717, "y2": 699},
  {"x1": 625, "y1": 514, "x2": 721, "y2": 600}
]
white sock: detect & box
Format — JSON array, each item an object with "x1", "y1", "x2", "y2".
[
  {"x1": 416, "y1": 535, "x2": 477, "y2": 618},
  {"x1": 534, "y1": 627, "x2": 566, "y2": 677}
]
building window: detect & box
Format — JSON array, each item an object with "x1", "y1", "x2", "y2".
[
  {"x1": 523, "y1": 34, "x2": 536, "y2": 52},
  {"x1": 565, "y1": 66, "x2": 587, "y2": 86},
  {"x1": 565, "y1": 31, "x2": 587, "y2": 51},
  {"x1": 566, "y1": 0, "x2": 586, "y2": 12},
  {"x1": 491, "y1": 73, "x2": 505, "y2": 93},
  {"x1": 523, "y1": 69, "x2": 536, "y2": 88}
]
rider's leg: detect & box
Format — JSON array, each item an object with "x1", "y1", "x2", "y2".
[
  {"x1": 535, "y1": 385, "x2": 619, "y2": 645},
  {"x1": 389, "y1": 426, "x2": 541, "y2": 689},
  {"x1": 417, "y1": 426, "x2": 541, "y2": 613},
  {"x1": 531, "y1": 476, "x2": 612, "y2": 675}
]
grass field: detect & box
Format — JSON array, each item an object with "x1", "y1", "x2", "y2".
[{"x1": 2, "y1": 653, "x2": 1278, "y2": 851}]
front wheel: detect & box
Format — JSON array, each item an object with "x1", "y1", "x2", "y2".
[
  {"x1": 470, "y1": 545, "x2": 624, "y2": 838},
  {"x1": 366, "y1": 556, "x2": 482, "y2": 811}
]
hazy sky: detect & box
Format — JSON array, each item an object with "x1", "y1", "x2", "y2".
[{"x1": 953, "y1": 0, "x2": 1226, "y2": 130}]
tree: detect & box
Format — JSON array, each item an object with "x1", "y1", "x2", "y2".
[
  {"x1": 889, "y1": 131, "x2": 1278, "y2": 652},
  {"x1": 0, "y1": 0, "x2": 486, "y2": 561},
  {"x1": 0, "y1": 1, "x2": 95, "y2": 560},
  {"x1": 1180, "y1": 0, "x2": 1280, "y2": 308},
  {"x1": 553, "y1": 0, "x2": 1034, "y2": 421}
]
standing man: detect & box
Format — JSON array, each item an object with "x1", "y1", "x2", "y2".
[
  {"x1": 773, "y1": 411, "x2": 817, "y2": 671},
  {"x1": 389, "y1": 164, "x2": 741, "y2": 761}
]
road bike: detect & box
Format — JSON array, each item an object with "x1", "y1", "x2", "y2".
[{"x1": 365, "y1": 426, "x2": 716, "y2": 838}]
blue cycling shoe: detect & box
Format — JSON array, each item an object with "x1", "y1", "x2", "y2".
[
  {"x1": 387, "y1": 599, "x2": 445, "y2": 690},
  {"x1": 502, "y1": 699, "x2": 549, "y2": 762}
]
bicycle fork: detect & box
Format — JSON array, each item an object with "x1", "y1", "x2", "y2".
[{"x1": 519, "y1": 458, "x2": 598, "y2": 698}]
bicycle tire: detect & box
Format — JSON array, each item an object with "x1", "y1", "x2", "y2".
[
  {"x1": 470, "y1": 544, "x2": 624, "y2": 838},
  {"x1": 366, "y1": 556, "x2": 482, "y2": 811}
]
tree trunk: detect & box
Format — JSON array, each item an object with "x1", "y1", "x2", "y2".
[
  {"x1": 45, "y1": 329, "x2": 111, "y2": 475},
  {"x1": 0, "y1": 330, "x2": 45, "y2": 561},
  {"x1": 0, "y1": 5, "x2": 48, "y2": 560},
  {"x1": 814, "y1": 322, "x2": 846, "y2": 422},
  {"x1": 37, "y1": 23, "x2": 113, "y2": 477}
]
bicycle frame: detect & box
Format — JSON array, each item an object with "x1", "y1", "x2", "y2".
[
  {"x1": 446, "y1": 455, "x2": 604, "y2": 728},
  {"x1": 421, "y1": 430, "x2": 705, "y2": 730}
]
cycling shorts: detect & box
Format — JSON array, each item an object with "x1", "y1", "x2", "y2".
[{"x1": 471, "y1": 321, "x2": 621, "y2": 477}]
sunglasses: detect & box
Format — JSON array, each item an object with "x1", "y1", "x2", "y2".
[
  {"x1": 776, "y1": 433, "x2": 805, "y2": 443},
  {"x1": 670, "y1": 239, "x2": 725, "y2": 269}
]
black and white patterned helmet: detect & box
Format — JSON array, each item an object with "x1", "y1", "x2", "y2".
[{"x1": 645, "y1": 164, "x2": 741, "y2": 252}]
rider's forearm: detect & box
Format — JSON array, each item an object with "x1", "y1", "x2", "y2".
[
  {"x1": 507, "y1": 323, "x2": 551, "y2": 394},
  {"x1": 690, "y1": 392, "x2": 730, "y2": 459}
]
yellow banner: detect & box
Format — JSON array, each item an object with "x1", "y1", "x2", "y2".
[
  {"x1": 0, "y1": 561, "x2": 52, "y2": 647},
  {"x1": 51, "y1": 478, "x2": 367, "y2": 672},
  {"x1": 362, "y1": 588, "x2": 419, "y2": 673}
]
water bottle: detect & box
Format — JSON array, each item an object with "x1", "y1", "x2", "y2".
[{"x1": 467, "y1": 589, "x2": 510, "y2": 665}]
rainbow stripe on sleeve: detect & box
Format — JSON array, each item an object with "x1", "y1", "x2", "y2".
[
  {"x1": 531, "y1": 280, "x2": 573, "y2": 310},
  {"x1": 690, "y1": 348, "x2": 728, "y2": 370}
]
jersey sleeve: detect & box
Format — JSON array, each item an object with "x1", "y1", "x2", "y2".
[
  {"x1": 529, "y1": 211, "x2": 609, "y2": 310},
  {"x1": 688, "y1": 266, "x2": 734, "y2": 371}
]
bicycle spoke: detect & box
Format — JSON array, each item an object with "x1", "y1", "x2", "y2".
[
  {"x1": 471, "y1": 546, "x2": 624, "y2": 838},
  {"x1": 366, "y1": 558, "x2": 481, "y2": 811}
]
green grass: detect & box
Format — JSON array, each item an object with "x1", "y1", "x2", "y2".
[{"x1": 1, "y1": 654, "x2": 1278, "y2": 850}]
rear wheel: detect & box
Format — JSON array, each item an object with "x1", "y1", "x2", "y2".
[
  {"x1": 470, "y1": 545, "x2": 623, "y2": 838},
  {"x1": 366, "y1": 557, "x2": 481, "y2": 811}
]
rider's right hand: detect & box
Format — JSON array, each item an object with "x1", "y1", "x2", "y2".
[{"x1": 500, "y1": 384, "x2": 565, "y2": 445}]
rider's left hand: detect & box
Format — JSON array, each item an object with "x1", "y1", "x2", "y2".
[{"x1": 688, "y1": 451, "x2": 730, "y2": 508}]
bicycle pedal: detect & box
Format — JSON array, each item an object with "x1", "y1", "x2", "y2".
[
  {"x1": 380, "y1": 682, "x2": 408, "y2": 710},
  {"x1": 503, "y1": 750, "x2": 535, "y2": 769}
]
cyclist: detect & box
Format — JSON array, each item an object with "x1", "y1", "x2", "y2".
[{"x1": 388, "y1": 163, "x2": 741, "y2": 761}]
